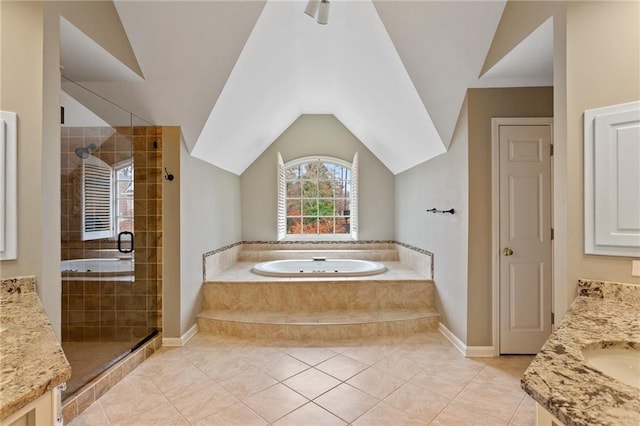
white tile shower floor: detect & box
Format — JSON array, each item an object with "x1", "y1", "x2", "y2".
[{"x1": 69, "y1": 332, "x2": 535, "y2": 425}]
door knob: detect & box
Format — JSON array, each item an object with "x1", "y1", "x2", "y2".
[{"x1": 503, "y1": 247, "x2": 514, "y2": 256}]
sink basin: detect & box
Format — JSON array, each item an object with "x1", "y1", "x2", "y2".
[{"x1": 582, "y1": 346, "x2": 640, "y2": 389}]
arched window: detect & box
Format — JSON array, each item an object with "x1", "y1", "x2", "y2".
[{"x1": 277, "y1": 153, "x2": 358, "y2": 240}]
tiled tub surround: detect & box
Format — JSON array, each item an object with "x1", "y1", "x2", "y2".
[
  {"x1": 237, "y1": 241, "x2": 400, "y2": 262},
  {"x1": 198, "y1": 243, "x2": 439, "y2": 340},
  {"x1": 0, "y1": 276, "x2": 71, "y2": 422},
  {"x1": 522, "y1": 280, "x2": 640, "y2": 426},
  {"x1": 203, "y1": 242, "x2": 243, "y2": 281},
  {"x1": 396, "y1": 242, "x2": 434, "y2": 280},
  {"x1": 203, "y1": 241, "x2": 433, "y2": 281}
]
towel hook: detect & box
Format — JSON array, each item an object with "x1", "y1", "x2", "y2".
[
  {"x1": 426, "y1": 208, "x2": 455, "y2": 214},
  {"x1": 164, "y1": 167, "x2": 174, "y2": 181}
]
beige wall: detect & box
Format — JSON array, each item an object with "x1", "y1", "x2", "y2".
[
  {"x1": 162, "y1": 127, "x2": 181, "y2": 338},
  {"x1": 396, "y1": 88, "x2": 552, "y2": 346},
  {"x1": 42, "y1": 4, "x2": 63, "y2": 339},
  {"x1": 395, "y1": 101, "x2": 469, "y2": 343},
  {"x1": 0, "y1": 1, "x2": 44, "y2": 279},
  {"x1": 241, "y1": 114, "x2": 395, "y2": 241},
  {"x1": 0, "y1": 2, "x2": 63, "y2": 337},
  {"x1": 467, "y1": 87, "x2": 553, "y2": 346},
  {"x1": 563, "y1": 1, "x2": 640, "y2": 296},
  {"x1": 179, "y1": 138, "x2": 242, "y2": 336},
  {"x1": 481, "y1": 0, "x2": 639, "y2": 333},
  {"x1": 165, "y1": 127, "x2": 242, "y2": 340}
]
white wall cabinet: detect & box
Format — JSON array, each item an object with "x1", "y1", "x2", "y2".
[
  {"x1": 584, "y1": 101, "x2": 640, "y2": 257},
  {"x1": 0, "y1": 111, "x2": 17, "y2": 260}
]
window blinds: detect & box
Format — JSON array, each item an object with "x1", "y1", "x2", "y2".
[
  {"x1": 350, "y1": 151, "x2": 359, "y2": 240},
  {"x1": 277, "y1": 152, "x2": 286, "y2": 241},
  {"x1": 82, "y1": 155, "x2": 114, "y2": 240}
]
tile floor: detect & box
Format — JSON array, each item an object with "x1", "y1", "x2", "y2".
[{"x1": 69, "y1": 332, "x2": 535, "y2": 425}]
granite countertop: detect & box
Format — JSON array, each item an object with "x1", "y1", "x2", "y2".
[
  {"x1": 0, "y1": 276, "x2": 71, "y2": 421},
  {"x1": 522, "y1": 280, "x2": 640, "y2": 426}
]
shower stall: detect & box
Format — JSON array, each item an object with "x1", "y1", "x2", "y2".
[{"x1": 60, "y1": 78, "x2": 162, "y2": 398}]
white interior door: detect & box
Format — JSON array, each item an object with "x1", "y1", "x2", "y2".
[{"x1": 499, "y1": 124, "x2": 552, "y2": 354}]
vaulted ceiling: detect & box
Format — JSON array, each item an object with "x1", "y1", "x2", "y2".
[{"x1": 61, "y1": 0, "x2": 553, "y2": 175}]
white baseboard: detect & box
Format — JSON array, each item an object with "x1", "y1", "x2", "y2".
[
  {"x1": 162, "y1": 323, "x2": 198, "y2": 347},
  {"x1": 439, "y1": 323, "x2": 496, "y2": 357},
  {"x1": 466, "y1": 346, "x2": 497, "y2": 357},
  {"x1": 439, "y1": 322, "x2": 466, "y2": 356}
]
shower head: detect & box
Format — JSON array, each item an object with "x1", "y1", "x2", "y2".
[
  {"x1": 74, "y1": 147, "x2": 89, "y2": 159},
  {"x1": 74, "y1": 143, "x2": 98, "y2": 159}
]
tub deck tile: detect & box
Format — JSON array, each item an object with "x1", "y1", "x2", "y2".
[{"x1": 209, "y1": 262, "x2": 427, "y2": 282}]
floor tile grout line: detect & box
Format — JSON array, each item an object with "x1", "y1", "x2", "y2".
[
  {"x1": 238, "y1": 400, "x2": 272, "y2": 426},
  {"x1": 97, "y1": 401, "x2": 111, "y2": 426},
  {"x1": 277, "y1": 380, "x2": 317, "y2": 403},
  {"x1": 170, "y1": 349, "x2": 249, "y2": 425},
  {"x1": 99, "y1": 373, "x2": 171, "y2": 425},
  {"x1": 315, "y1": 362, "x2": 373, "y2": 384},
  {"x1": 422, "y1": 360, "x2": 489, "y2": 424},
  {"x1": 171, "y1": 400, "x2": 191, "y2": 425},
  {"x1": 505, "y1": 393, "x2": 528, "y2": 425},
  {"x1": 348, "y1": 396, "x2": 384, "y2": 426}
]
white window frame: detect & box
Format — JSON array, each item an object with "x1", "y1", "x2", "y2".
[
  {"x1": 277, "y1": 152, "x2": 359, "y2": 241},
  {"x1": 113, "y1": 159, "x2": 134, "y2": 235}
]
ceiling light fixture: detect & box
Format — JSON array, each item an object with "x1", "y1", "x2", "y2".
[{"x1": 304, "y1": 0, "x2": 329, "y2": 25}]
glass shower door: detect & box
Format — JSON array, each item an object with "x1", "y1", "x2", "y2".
[{"x1": 61, "y1": 78, "x2": 157, "y2": 398}]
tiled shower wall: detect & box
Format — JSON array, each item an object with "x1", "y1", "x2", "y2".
[
  {"x1": 133, "y1": 126, "x2": 163, "y2": 338},
  {"x1": 61, "y1": 126, "x2": 163, "y2": 342}
]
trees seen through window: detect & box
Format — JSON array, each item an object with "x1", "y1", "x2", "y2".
[{"x1": 285, "y1": 159, "x2": 351, "y2": 235}]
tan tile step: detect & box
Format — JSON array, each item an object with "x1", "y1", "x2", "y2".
[
  {"x1": 203, "y1": 278, "x2": 435, "y2": 312},
  {"x1": 196, "y1": 308, "x2": 440, "y2": 340}
]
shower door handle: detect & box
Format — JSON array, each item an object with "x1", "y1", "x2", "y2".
[{"x1": 118, "y1": 231, "x2": 134, "y2": 253}]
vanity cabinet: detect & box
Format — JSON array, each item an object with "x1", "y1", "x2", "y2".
[
  {"x1": 535, "y1": 403, "x2": 564, "y2": 426},
  {"x1": 0, "y1": 277, "x2": 70, "y2": 426},
  {"x1": 0, "y1": 388, "x2": 61, "y2": 426}
]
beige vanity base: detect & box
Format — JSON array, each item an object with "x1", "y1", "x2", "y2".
[
  {"x1": 0, "y1": 391, "x2": 55, "y2": 426},
  {"x1": 535, "y1": 403, "x2": 564, "y2": 426}
]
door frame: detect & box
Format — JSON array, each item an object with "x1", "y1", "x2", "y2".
[{"x1": 491, "y1": 117, "x2": 554, "y2": 356}]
